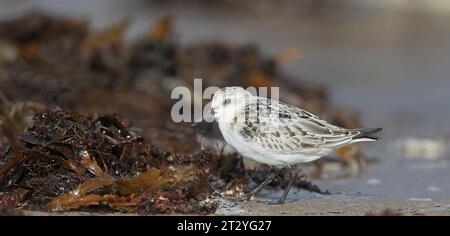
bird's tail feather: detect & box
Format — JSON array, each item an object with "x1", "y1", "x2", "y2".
[{"x1": 351, "y1": 128, "x2": 383, "y2": 143}]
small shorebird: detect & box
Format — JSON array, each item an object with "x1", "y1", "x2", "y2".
[{"x1": 195, "y1": 87, "x2": 382, "y2": 204}]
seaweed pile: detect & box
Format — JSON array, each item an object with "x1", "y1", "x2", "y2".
[
  {"x1": 1, "y1": 109, "x2": 219, "y2": 214},
  {"x1": 0, "y1": 13, "x2": 364, "y2": 214}
]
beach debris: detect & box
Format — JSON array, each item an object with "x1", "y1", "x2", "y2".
[
  {"x1": 367, "y1": 178, "x2": 381, "y2": 186},
  {"x1": 50, "y1": 165, "x2": 207, "y2": 212},
  {"x1": 395, "y1": 137, "x2": 448, "y2": 160},
  {"x1": 0, "y1": 109, "x2": 215, "y2": 214},
  {"x1": 427, "y1": 186, "x2": 441, "y2": 192}
]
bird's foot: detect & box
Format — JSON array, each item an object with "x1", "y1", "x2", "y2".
[{"x1": 266, "y1": 199, "x2": 285, "y2": 205}]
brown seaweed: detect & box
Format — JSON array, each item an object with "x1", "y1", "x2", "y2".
[
  {"x1": 50, "y1": 165, "x2": 206, "y2": 212},
  {"x1": 0, "y1": 108, "x2": 219, "y2": 214}
]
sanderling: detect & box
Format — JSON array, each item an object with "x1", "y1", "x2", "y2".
[{"x1": 195, "y1": 86, "x2": 382, "y2": 204}]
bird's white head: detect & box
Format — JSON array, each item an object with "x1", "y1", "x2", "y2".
[{"x1": 210, "y1": 87, "x2": 252, "y2": 123}]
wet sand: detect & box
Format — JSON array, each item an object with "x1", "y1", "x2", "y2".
[
  {"x1": 237, "y1": 196, "x2": 450, "y2": 216},
  {"x1": 16, "y1": 196, "x2": 450, "y2": 216}
]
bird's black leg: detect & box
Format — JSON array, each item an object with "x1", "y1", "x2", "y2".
[
  {"x1": 236, "y1": 168, "x2": 276, "y2": 201},
  {"x1": 243, "y1": 172, "x2": 276, "y2": 200},
  {"x1": 269, "y1": 166, "x2": 298, "y2": 205}
]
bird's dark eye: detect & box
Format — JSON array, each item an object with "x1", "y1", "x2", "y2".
[{"x1": 223, "y1": 98, "x2": 231, "y2": 106}]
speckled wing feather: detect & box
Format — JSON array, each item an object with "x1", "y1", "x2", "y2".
[{"x1": 237, "y1": 97, "x2": 359, "y2": 154}]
